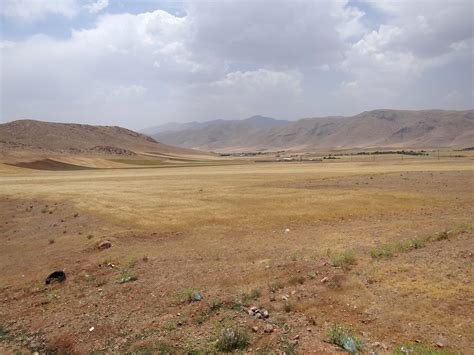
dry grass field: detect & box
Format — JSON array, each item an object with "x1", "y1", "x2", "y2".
[{"x1": 0, "y1": 154, "x2": 473, "y2": 354}]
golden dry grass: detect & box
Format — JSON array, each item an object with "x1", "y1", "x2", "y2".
[{"x1": 0, "y1": 155, "x2": 473, "y2": 353}]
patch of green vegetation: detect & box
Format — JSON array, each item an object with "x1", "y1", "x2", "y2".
[
  {"x1": 370, "y1": 224, "x2": 474, "y2": 259},
  {"x1": 327, "y1": 324, "x2": 364, "y2": 353},
  {"x1": 394, "y1": 343, "x2": 453, "y2": 355},
  {"x1": 48, "y1": 236, "x2": 55, "y2": 244},
  {"x1": 331, "y1": 250, "x2": 357, "y2": 269},
  {"x1": 215, "y1": 328, "x2": 249, "y2": 352},
  {"x1": 209, "y1": 298, "x2": 223, "y2": 311},
  {"x1": 175, "y1": 288, "x2": 201, "y2": 304},
  {"x1": 241, "y1": 288, "x2": 261, "y2": 304},
  {"x1": 118, "y1": 269, "x2": 138, "y2": 284}
]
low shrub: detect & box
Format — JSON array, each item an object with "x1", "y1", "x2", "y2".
[
  {"x1": 331, "y1": 250, "x2": 357, "y2": 269},
  {"x1": 327, "y1": 324, "x2": 364, "y2": 353},
  {"x1": 215, "y1": 328, "x2": 249, "y2": 352}
]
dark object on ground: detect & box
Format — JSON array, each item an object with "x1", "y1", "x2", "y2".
[
  {"x1": 98, "y1": 240, "x2": 112, "y2": 250},
  {"x1": 45, "y1": 271, "x2": 66, "y2": 285}
]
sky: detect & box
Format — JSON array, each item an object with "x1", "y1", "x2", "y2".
[{"x1": 0, "y1": 0, "x2": 473, "y2": 130}]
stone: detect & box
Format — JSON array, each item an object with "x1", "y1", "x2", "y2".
[
  {"x1": 320, "y1": 277, "x2": 329, "y2": 283},
  {"x1": 252, "y1": 326, "x2": 259, "y2": 332},
  {"x1": 435, "y1": 336, "x2": 450, "y2": 348},
  {"x1": 264, "y1": 324, "x2": 274, "y2": 333},
  {"x1": 262, "y1": 309, "x2": 269, "y2": 318},
  {"x1": 98, "y1": 240, "x2": 112, "y2": 250}
]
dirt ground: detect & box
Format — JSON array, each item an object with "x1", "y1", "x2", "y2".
[{"x1": 0, "y1": 155, "x2": 473, "y2": 354}]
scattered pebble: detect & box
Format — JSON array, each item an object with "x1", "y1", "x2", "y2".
[{"x1": 248, "y1": 307, "x2": 270, "y2": 319}]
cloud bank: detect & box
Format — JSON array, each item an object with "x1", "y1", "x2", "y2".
[{"x1": 1, "y1": 0, "x2": 472, "y2": 128}]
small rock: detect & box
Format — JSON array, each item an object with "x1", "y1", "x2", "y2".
[
  {"x1": 89, "y1": 327, "x2": 95, "y2": 332},
  {"x1": 98, "y1": 240, "x2": 112, "y2": 250},
  {"x1": 252, "y1": 326, "x2": 259, "y2": 332},
  {"x1": 262, "y1": 309, "x2": 269, "y2": 318},
  {"x1": 255, "y1": 313, "x2": 262, "y2": 319},
  {"x1": 307, "y1": 328, "x2": 312, "y2": 332},
  {"x1": 284, "y1": 228, "x2": 290, "y2": 233},
  {"x1": 248, "y1": 309, "x2": 254, "y2": 316},
  {"x1": 191, "y1": 293, "x2": 202, "y2": 302},
  {"x1": 282, "y1": 295, "x2": 289, "y2": 301},
  {"x1": 264, "y1": 324, "x2": 274, "y2": 333},
  {"x1": 320, "y1": 277, "x2": 329, "y2": 283},
  {"x1": 250, "y1": 306, "x2": 258, "y2": 311},
  {"x1": 435, "y1": 336, "x2": 450, "y2": 348},
  {"x1": 293, "y1": 335, "x2": 300, "y2": 340},
  {"x1": 291, "y1": 290, "x2": 296, "y2": 295}
]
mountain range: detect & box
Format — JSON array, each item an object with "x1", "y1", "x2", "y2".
[{"x1": 147, "y1": 109, "x2": 474, "y2": 152}]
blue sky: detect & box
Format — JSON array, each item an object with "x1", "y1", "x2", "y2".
[{"x1": 1, "y1": 0, "x2": 472, "y2": 129}]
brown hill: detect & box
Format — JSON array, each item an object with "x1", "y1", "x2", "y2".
[
  {"x1": 154, "y1": 109, "x2": 474, "y2": 152},
  {"x1": 0, "y1": 119, "x2": 201, "y2": 156}
]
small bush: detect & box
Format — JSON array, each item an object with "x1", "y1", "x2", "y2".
[
  {"x1": 370, "y1": 245, "x2": 394, "y2": 258},
  {"x1": 209, "y1": 298, "x2": 223, "y2": 311},
  {"x1": 175, "y1": 288, "x2": 200, "y2": 304},
  {"x1": 215, "y1": 328, "x2": 249, "y2": 352},
  {"x1": 118, "y1": 270, "x2": 137, "y2": 284},
  {"x1": 283, "y1": 301, "x2": 293, "y2": 313},
  {"x1": 327, "y1": 324, "x2": 364, "y2": 353},
  {"x1": 48, "y1": 237, "x2": 55, "y2": 244},
  {"x1": 241, "y1": 288, "x2": 261, "y2": 304},
  {"x1": 331, "y1": 250, "x2": 357, "y2": 269}
]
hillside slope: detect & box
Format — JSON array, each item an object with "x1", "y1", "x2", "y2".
[
  {"x1": 0, "y1": 120, "x2": 201, "y2": 156},
  {"x1": 154, "y1": 110, "x2": 474, "y2": 152}
]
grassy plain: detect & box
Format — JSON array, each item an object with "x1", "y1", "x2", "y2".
[{"x1": 0, "y1": 154, "x2": 473, "y2": 353}]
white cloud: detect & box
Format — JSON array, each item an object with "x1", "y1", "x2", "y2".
[
  {"x1": 211, "y1": 69, "x2": 301, "y2": 94},
  {"x1": 337, "y1": 0, "x2": 473, "y2": 106},
  {"x1": 83, "y1": 0, "x2": 109, "y2": 14},
  {"x1": 0, "y1": 0, "x2": 79, "y2": 21}
]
